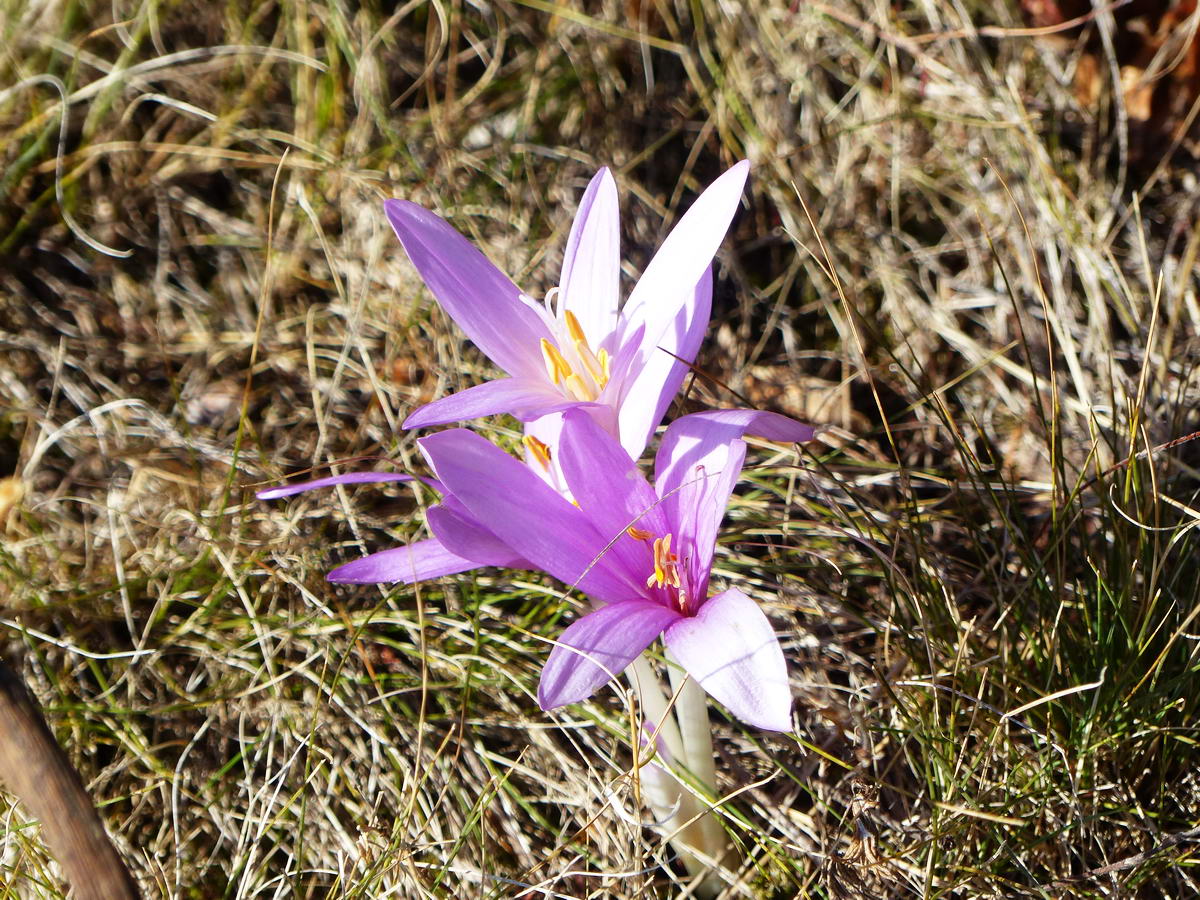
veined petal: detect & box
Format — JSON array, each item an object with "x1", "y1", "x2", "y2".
[
  {"x1": 557, "y1": 408, "x2": 667, "y2": 554},
  {"x1": 664, "y1": 587, "x2": 792, "y2": 731},
  {"x1": 598, "y1": 318, "x2": 645, "y2": 400},
  {"x1": 560, "y1": 168, "x2": 621, "y2": 349},
  {"x1": 539, "y1": 600, "x2": 682, "y2": 710},
  {"x1": 656, "y1": 409, "x2": 818, "y2": 493},
  {"x1": 670, "y1": 454, "x2": 738, "y2": 602},
  {"x1": 384, "y1": 199, "x2": 552, "y2": 381},
  {"x1": 426, "y1": 503, "x2": 531, "y2": 569},
  {"x1": 403, "y1": 377, "x2": 586, "y2": 429},
  {"x1": 327, "y1": 538, "x2": 479, "y2": 584},
  {"x1": 525, "y1": 406, "x2": 623, "y2": 496},
  {"x1": 256, "y1": 471, "x2": 415, "y2": 500},
  {"x1": 615, "y1": 266, "x2": 713, "y2": 459},
  {"x1": 655, "y1": 409, "x2": 817, "y2": 591},
  {"x1": 418, "y1": 428, "x2": 642, "y2": 604},
  {"x1": 618, "y1": 161, "x2": 749, "y2": 362}
]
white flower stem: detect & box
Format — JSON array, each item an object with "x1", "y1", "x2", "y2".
[
  {"x1": 667, "y1": 654, "x2": 732, "y2": 893},
  {"x1": 624, "y1": 656, "x2": 698, "y2": 854},
  {"x1": 626, "y1": 654, "x2": 686, "y2": 762},
  {"x1": 624, "y1": 653, "x2": 731, "y2": 897}
]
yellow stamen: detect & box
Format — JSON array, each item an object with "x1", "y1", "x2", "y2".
[
  {"x1": 522, "y1": 435, "x2": 552, "y2": 470},
  {"x1": 574, "y1": 340, "x2": 605, "y2": 389},
  {"x1": 564, "y1": 309, "x2": 587, "y2": 344},
  {"x1": 540, "y1": 339, "x2": 573, "y2": 386},
  {"x1": 564, "y1": 372, "x2": 593, "y2": 402},
  {"x1": 645, "y1": 534, "x2": 681, "y2": 589},
  {"x1": 563, "y1": 310, "x2": 610, "y2": 392},
  {"x1": 626, "y1": 525, "x2": 653, "y2": 541}
]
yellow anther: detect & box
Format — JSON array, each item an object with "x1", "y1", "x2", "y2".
[
  {"x1": 645, "y1": 534, "x2": 681, "y2": 589},
  {"x1": 523, "y1": 435, "x2": 552, "y2": 470},
  {"x1": 626, "y1": 525, "x2": 653, "y2": 541},
  {"x1": 564, "y1": 309, "x2": 587, "y2": 344},
  {"x1": 562, "y1": 309, "x2": 610, "y2": 394},
  {"x1": 540, "y1": 339, "x2": 573, "y2": 386},
  {"x1": 573, "y1": 340, "x2": 604, "y2": 389}
]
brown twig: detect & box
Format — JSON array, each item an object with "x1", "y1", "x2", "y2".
[{"x1": 0, "y1": 659, "x2": 139, "y2": 899}]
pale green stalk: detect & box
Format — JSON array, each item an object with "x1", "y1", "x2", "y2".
[
  {"x1": 667, "y1": 657, "x2": 730, "y2": 867},
  {"x1": 624, "y1": 655, "x2": 697, "y2": 844},
  {"x1": 625, "y1": 653, "x2": 731, "y2": 897}
]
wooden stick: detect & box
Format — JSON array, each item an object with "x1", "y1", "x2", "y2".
[{"x1": 0, "y1": 658, "x2": 139, "y2": 899}]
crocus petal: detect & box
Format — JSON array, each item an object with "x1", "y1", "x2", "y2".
[
  {"x1": 256, "y1": 471, "x2": 415, "y2": 500},
  {"x1": 327, "y1": 538, "x2": 479, "y2": 584},
  {"x1": 384, "y1": 199, "x2": 552, "y2": 381},
  {"x1": 539, "y1": 600, "x2": 682, "y2": 710},
  {"x1": 656, "y1": 409, "x2": 818, "y2": 494},
  {"x1": 615, "y1": 266, "x2": 713, "y2": 458},
  {"x1": 598, "y1": 318, "x2": 645, "y2": 406},
  {"x1": 557, "y1": 408, "x2": 668, "y2": 551},
  {"x1": 403, "y1": 377, "x2": 588, "y2": 429},
  {"x1": 560, "y1": 168, "x2": 620, "y2": 349},
  {"x1": 617, "y1": 161, "x2": 749, "y2": 368},
  {"x1": 664, "y1": 587, "x2": 792, "y2": 731},
  {"x1": 418, "y1": 428, "x2": 642, "y2": 604},
  {"x1": 426, "y1": 503, "x2": 531, "y2": 569},
  {"x1": 655, "y1": 409, "x2": 817, "y2": 591}
]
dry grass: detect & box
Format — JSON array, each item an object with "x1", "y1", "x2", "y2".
[{"x1": 3, "y1": 0, "x2": 1200, "y2": 896}]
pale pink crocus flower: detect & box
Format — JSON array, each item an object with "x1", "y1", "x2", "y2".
[{"x1": 385, "y1": 161, "x2": 750, "y2": 463}]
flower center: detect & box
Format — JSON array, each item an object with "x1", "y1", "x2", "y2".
[
  {"x1": 627, "y1": 527, "x2": 688, "y2": 612},
  {"x1": 539, "y1": 308, "x2": 611, "y2": 403}
]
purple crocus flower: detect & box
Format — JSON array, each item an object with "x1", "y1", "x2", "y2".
[
  {"x1": 411, "y1": 407, "x2": 815, "y2": 731},
  {"x1": 257, "y1": 408, "x2": 815, "y2": 728},
  {"x1": 385, "y1": 161, "x2": 750, "y2": 460}
]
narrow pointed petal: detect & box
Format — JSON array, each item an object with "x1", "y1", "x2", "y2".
[
  {"x1": 327, "y1": 538, "x2": 479, "y2": 584},
  {"x1": 598, "y1": 319, "x2": 645, "y2": 399},
  {"x1": 615, "y1": 266, "x2": 713, "y2": 458},
  {"x1": 256, "y1": 471, "x2": 415, "y2": 500},
  {"x1": 426, "y1": 503, "x2": 531, "y2": 569},
  {"x1": 418, "y1": 428, "x2": 642, "y2": 604},
  {"x1": 618, "y1": 161, "x2": 748, "y2": 361},
  {"x1": 655, "y1": 409, "x2": 817, "y2": 590},
  {"x1": 664, "y1": 587, "x2": 792, "y2": 731},
  {"x1": 676, "y1": 446, "x2": 745, "y2": 601},
  {"x1": 539, "y1": 600, "x2": 681, "y2": 710},
  {"x1": 403, "y1": 377, "x2": 585, "y2": 429},
  {"x1": 656, "y1": 409, "x2": 818, "y2": 495},
  {"x1": 557, "y1": 408, "x2": 667, "y2": 549},
  {"x1": 384, "y1": 199, "x2": 552, "y2": 380},
  {"x1": 560, "y1": 168, "x2": 620, "y2": 349}
]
